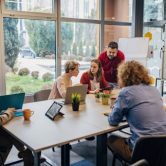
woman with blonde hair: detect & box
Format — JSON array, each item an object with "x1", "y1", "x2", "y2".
[
  {"x1": 107, "y1": 60, "x2": 166, "y2": 161},
  {"x1": 49, "y1": 60, "x2": 79, "y2": 99}
]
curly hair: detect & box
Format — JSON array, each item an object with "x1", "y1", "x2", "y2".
[
  {"x1": 117, "y1": 60, "x2": 150, "y2": 87},
  {"x1": 89, "y1": 59, "x2": 102, "y2": 82},
  {"x1": 65, "y1": 60, "x2": 79, "y2": 73}
]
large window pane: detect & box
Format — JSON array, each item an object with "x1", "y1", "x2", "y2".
[
  {"x1": 4, "y1": 18, "x2": 56, "y2": 94},
  {"x1": 5, "y1": 0, "x2": 54, "y2": 13},
  {"x1": 104, "y1": 25, "x2": 131, "y2": 46},
  {"x1": 105, "y1": 0, "x2": 133, "y2": 22},
  {"x1": 144, "y1": 0, "x2": 163, "y2": 22},
  {"x1": 61, "y1": 22, "x2": 99, "y2": 83},
  {"x1": 61, "y1": 0, "x2": 99, "y2": 19}
]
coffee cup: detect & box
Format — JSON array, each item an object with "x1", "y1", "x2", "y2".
[{"x1": 23, "y1": 109, "x2": 34, "y2": 121}]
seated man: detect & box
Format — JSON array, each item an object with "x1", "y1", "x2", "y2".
[
  {"x1": 0, "y1": 108, "x2": 34, "y2": 166},
  {"x1": 107, "y1": 60, "x2": 166, "y2": 161}
]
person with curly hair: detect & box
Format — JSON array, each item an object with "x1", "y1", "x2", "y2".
[
  {"x1": 80, "y1": 59, "x2": 110, "y2": 94},
  {"x1": 107, "y1": 60, "x2": 166, "y2": 161}
]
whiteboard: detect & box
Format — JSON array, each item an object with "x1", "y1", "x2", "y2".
[{"x1": 118, "y1": 37, "x2": 149, "y2": 66}]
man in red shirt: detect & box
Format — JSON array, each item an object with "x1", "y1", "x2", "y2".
[{"x1": 98, "y1": 41, "x2": 125, "y2": 87}]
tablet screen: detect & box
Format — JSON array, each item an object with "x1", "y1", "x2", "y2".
[{"x1": 45, "y1": 101, "x2": 63, "y2": 120}]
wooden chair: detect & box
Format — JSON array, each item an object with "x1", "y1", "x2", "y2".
[{"x1": 108, "y1": 135, "x2": 166, "y2": 166}]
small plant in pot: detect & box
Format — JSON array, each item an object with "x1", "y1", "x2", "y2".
[
  {"x1": 71, "y1": 93, "x2": 81, "y2": 111},
  {"x1": 100, "y1": 93, "x2": 110, "y2": 105},
  {"x1": 95, "y1": 93, "x2": 100, "y2": 102}
]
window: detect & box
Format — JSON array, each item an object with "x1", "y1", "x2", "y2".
[
  {"x1": 144, "y1": 0, "x2": 164, "y2": 22},
  {"x1": 61, "y1": 22, "x2": 99, "y2": 83},
  {"x1": 5, "y1": 0, "x2": 54, "y2": 13},
  {"x1": 4, "y1": 18, "x2": 56, "y2": 94},
  {"x1": 0, "y1": 0, "x2": 140, "y2": 95},
  {"x1": 61, "y1": 0, "x2": 99, "y2": 19}
]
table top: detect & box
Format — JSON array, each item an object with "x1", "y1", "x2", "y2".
[{"x1": 3, "y1": 94, "x2": 127, "y2": 152}]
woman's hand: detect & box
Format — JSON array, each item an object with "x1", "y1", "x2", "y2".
[{"x1": 89, "y1": 88, "x2": 100, "y2": 94}]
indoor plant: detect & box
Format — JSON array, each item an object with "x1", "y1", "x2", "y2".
[
  {"x1": 71, "y1": 93, "x2": 81, "y2": 111},
  {"x1": 95, "y1": 93, "x2": 100, "y2": 102},
  {"x1": 100, "y1": 93, "x2": 110, "y2": 105}
]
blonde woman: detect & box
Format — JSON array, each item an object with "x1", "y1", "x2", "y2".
[
  {"x1": 49, "y1": 60, "x2": 79, "y2": 99},
  {"x1": 107, "y1": 60, "x2": 166, "y2": 161}
]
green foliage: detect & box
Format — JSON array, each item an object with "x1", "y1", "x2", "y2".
[
  {"x1": 42, "y1": 72, "x2": 53, "y2": 82},
  {"x1": 4, "y1": 0, "x2": 19, "y2": 71},
  {"x1": 6, "y1": 73, "x2": 53, "y2": 94},
  {"x1": 4, "y1": 17, "x2": 19, "y2": 70},
  {"x1": 18, "y1": 68, "x2": 30, "y2": 76},
  {"x1": 25, "y1": 20, "x2": 55, "y2": 57},
  {"x1": 10, "y1": 85, "x2": 24, "y2": 94},
  {"x1": 95, "y1": 93, "x2": 100, "y2": 98},
  {"x1": 71, "y1": 93, "x2": 81, "y2": 103},
  {"x1": 100, "y1": 93, "x2": 110, "y2": 98},
  {"x1": 13, "y1": 67, "x2": 18, "y2": 74},
  {"x1": 31, "y1": 71, "x2": 39, "y2": 79},
  {"x1": 61, "y1": 22, "x2": 73, "y2": 54}
]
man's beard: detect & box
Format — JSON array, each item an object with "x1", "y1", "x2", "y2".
[{"x1": 108, "y1": 55, "x2": 114, "y2": 60}]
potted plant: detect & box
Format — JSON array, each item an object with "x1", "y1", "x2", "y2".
[
  {"x1": 71, "y1": 93, "x2": 81, "y2": 111},
  {"x1": 95, "y1": 93, "x2": 100, "y2": 102},
  {"x1": 100, "y1": 93, "x2": 110, "y2": 105}
]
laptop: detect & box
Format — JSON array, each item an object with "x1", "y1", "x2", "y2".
[
  {"x1": 59, "y1": 84, "x2": 88, "y2": 105},
  {"x1": 0, "y1": 92, "x2": 25, "y2": 114}
]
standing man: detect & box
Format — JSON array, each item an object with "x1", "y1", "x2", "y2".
[{"x1": 98, "y1": 41, "x2": 125, "y2": 87}]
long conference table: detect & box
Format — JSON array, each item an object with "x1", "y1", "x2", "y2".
[{"x1": 3, "y1": 94, "x2": 127, "y2": 166}]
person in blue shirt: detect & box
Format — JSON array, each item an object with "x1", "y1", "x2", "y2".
[{"x1": 107, "y1": 60, "x2": 166, "y2": 161}]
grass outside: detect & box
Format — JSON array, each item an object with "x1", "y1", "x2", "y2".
[{"x1": 6, "y1": 73, "x2": 53, "y2": 94}]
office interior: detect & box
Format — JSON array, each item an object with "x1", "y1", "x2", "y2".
[
  {"x1": 0, "y1": 0, "x2": 166, "y2": 96},
  {"x1": 0, "y1": 1, "x2": 166, "y2": 166}
]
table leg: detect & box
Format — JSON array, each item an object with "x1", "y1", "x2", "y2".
[
  {"x1": 96, "y1": 133, "x2": 107, "y2": 166},
  {"x1": 61, "y1": 144, "x2": 70, "y2": 166},
  {"x1": 33, "y1": 152, "x2": 40, "y2": 166}
]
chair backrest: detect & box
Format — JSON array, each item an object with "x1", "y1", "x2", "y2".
[
  {"x1": 34, "y1": 89, "x2": 51, "y2": 102},
  {"x1": 130, "y1": 159, "x2": 149, "y2": 166},
  {"x1": 131, "y1": 135, "x2": 166, "y2": 166}
]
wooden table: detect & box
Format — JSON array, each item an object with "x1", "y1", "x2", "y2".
[{"x1": 3, "y1": 94, "x2": 127, "y2": 166}]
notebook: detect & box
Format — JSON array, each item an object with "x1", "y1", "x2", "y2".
[
  {"x1": 59, "y1": 84, "x2": 88, "y2": 105},
  {"x1": 0, "y1": 93, "x2": 25, "y2": 116}
]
